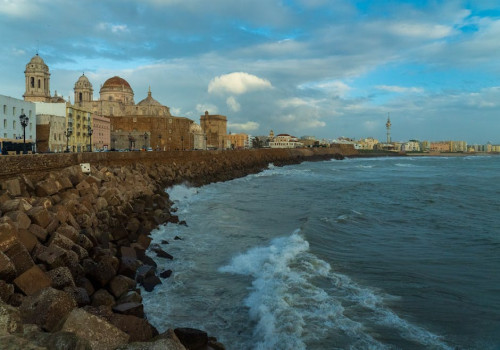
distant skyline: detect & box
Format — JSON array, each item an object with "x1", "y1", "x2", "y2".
[{"x1": 0, "y1": 0, "x2": 499, "y2": 144}]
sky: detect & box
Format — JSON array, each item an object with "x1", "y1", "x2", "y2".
[{"x1": 0, "y1": 0, "x2": 499, "y2": 144}]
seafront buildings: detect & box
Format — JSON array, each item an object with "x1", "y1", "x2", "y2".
[{"x1": 0, "y1": 95, "x2": 36, "y2": 153}]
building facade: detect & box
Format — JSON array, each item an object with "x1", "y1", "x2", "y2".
[
  {"x1": 269, "y1": 134, "x2": 303, "y2": 148},
  {"x1": 35, "y1": 102, "x2": 67, "y2": 152},
  {"x1": 92, "y1": 114, "x2": 111, "y2": 151},
  {"x1": 200, "y1": 111, "x2": 227, "y2": 149},
  {"x1": 227, "y1": 133, "x2": 248, "y2": 149},
  {"x1": 0, "y1": 94, "x2": 36, "y2": 153}
]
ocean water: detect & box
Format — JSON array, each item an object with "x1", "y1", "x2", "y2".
[{"x1": 142, "y1": 156, "x2": 500, "y2": 350}]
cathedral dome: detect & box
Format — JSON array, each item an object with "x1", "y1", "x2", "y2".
[
  {"x1": 190, "y1": 123, "x2": 203, "y2": 133},
  {"x1": 99, "y1": 75, "x2": 134, "y2": 104},
  {"x1": 137, "y1": 88, "x2": 162, "y2": 106},
  {"x1": 102, "y1": 76, "x2": 132, "y2": 90}
]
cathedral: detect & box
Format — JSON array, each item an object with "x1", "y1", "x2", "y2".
[{"x1": 23, "y1": 54, "x2": 224, "y2": 152}]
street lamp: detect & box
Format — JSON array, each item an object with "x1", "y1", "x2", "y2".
[
  {"x1": 87, "y1": 125, "x2": 93, "y2": 152},
  {"x1": 64, "y1": 128, "x2": 73, "y2": 153},
  {"x1": 143, "y1": 132, "x2": 148, "y2": 149},
  {"x1": 128, "y1": 133, "x2": 135, "y2": 150},
  {"x1": 19, "y1": 114, "x2": 29, "y2": 154}
]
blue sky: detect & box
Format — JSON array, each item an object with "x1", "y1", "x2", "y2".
[{"x1": 0, "y1": 0, "x2": 499, "y2": 143}]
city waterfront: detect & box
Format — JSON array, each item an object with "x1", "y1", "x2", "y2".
[{"x1": 144, "y1": 156, "x2": 500, "y2": 349}]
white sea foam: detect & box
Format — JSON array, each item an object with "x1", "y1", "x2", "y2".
[{"x1": 220, "y1": 231, "x2": 452, "y2": 350}]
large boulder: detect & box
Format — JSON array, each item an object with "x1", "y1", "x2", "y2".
[
  {"x1": 1, "y1": 179, "x2": 22, "y2": 197},
  {"x1": 26, "y1": 206, "x2": 52, "y2": 229},
  {"x1": 0, "y1": 251, "x2": 16, "y2": 282},
  {"x1": 13, "y1": 265, "x2": 52, "y2": 296},
  {"x1": 35, "y1": 178, "x2": 60, "y2": 197},
  {"x1": 61, "y1": 308, "x2": 129, "y2": 350},
  {"x1": 19, "y1": 287, "x2": 77, "y2": 332},
  {"x1": 47, "y1": 267, "x2": 76, "y2": 289},
  {"x1": 174, "y1": 328, "x2": 208, "y2": 350},
  {"x1": 5, "y1": 211, "x2": 31, "y2": 230},
  {"x1": 108, "y1": 314, "x2": 157, "y2": 343}
]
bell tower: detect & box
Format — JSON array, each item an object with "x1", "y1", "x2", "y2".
[
  {"x1": 74, "y1": 73, "x2": 94, "y2": 104},
  {"x1": 24, "y1": 54, "x2": 51, "y2": 102}
]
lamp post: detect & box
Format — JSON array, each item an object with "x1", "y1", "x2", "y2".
[
  {"x1": 143, "y1": 132, "x2": 148, "y2": 149},
  {"x1": 19, "y1": 114, "x2": 29, "y2": 154},
  {"x1": 64, "y1": 128, "x2": 73, "y2": 153},
  {"x1": 87, "y1": 125, "x2": 93, "y2": 152},
  {"x1": 128, "y1": 133, "x2": 135, "y2": 150}
]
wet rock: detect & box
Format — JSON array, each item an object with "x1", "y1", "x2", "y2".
[
  {"x1": 91, "y1": 289, "x2": 116, "y2": 308},
  {"x1": 141, "y1": 275, "x2": 162, "y2": 292},
  {"x1": 108, "y1": 275, "x2": 136, "y2": 299},
  {"x1": 160, "y1": 270, "x2": 173, "y2": 279},
  {"x1": 135, "y1": 265, "x2": 156, "y2": 284},
  {"x1": 118, "y1": 256, "x2": 142, "y2": 279},
  {"x1": 174, "y1": 328, "x2": 208, "y2": 350},
  {"x1": 112, "y1": 302, "x2": 144, "y2": 318},
  {"x1": 117, "y1": 291, "x2": 142, "y2": 305}
]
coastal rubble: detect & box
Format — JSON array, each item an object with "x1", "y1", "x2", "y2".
[{"x1": 0, "y1": 149, "x2": 348, "y2": 349}]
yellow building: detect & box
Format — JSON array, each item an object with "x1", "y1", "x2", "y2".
[
  {"x1": 227, "y1": 133, "x2": 248, "y2": 149},
  {"x1": 356, "y1": 137, "x2": 379, "y2": 150},
  {"x1": 66, "y1": 104, "x2": 92, "y2": 152}
]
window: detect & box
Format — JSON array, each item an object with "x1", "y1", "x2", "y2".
[
  {"x1": 29, "y1": 110, "x2": 32, "y2": 117},
  {"x1": 2, "y1": 105, "x2": 6, "y2": 114},
  {"x1": 3, "y1": 119, "x2": 6, "y2": 128},
  {"x1": 29, "y1": 123, "x2": 32, "y2": 130},
  {"x1": 30, "y1": 77, "x2": 34, "y2": 88},
  {"x1": 12, "y1": 107, "x2": 16, "y2": 115},
  {"x1": 38, "y1": 79, "x2": 41, "y2": 88},
  {"x1": 13, "y1": 121, "x2": 16, "y2": 129},
  {"x1": 169, "y1": 119, "x2": 172, "y2": 124},
  {"x1": 21, "y1": 108, "x2": 24, "y2": 114}
]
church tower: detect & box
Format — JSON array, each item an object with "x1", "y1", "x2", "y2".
[
  {"x1": 74, "y1": 73, "x2": 94, "y2": 104},
  {"x1": 385, "y1": 113, "x2": 392, "y2": 144},
  {"x1": 24, "y1": 54, "x2": 51, "y2": 102}
]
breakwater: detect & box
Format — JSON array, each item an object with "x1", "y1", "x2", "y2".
[{"x1": 0, "y1": 146, "x2": 355, "y2": 349}]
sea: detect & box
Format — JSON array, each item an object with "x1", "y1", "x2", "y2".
[{"x1": 142, "y1": 155, "x2": 500, "y2": 350}]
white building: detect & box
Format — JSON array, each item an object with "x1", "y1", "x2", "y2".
[
  {"x1": 269, "y1": 134, "x2": 303, "y2": 148},
  {"x1": 0, "y1": 94, "x2": 36, "y2": 153},
  {"x1": 402, "y1": 140, "x2": 421, "y2": 152}
]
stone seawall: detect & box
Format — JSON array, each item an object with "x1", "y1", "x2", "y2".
[
  {"x1": 0, "y1": 145, "x2": 355, "y2": 349},
  {"x1": 0, "y1": 145, "x2": 357, "y2": 180}
]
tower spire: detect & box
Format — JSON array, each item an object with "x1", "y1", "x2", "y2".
[{"x1": 385, "y1": 113, "x2": 392, "y2": 143}]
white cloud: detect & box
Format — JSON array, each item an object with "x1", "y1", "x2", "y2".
[
  {"x1": 97, "y1": 22, "x2": 129, "y2": 34},
  {"x1": 299, "y1": 80, "x2": 351, "y2": 98},
  {"x1": 196, "y1": 103, "x2": 218, "y2": 114},
  {"x1": 376, "y1": 85, "x2": 424, "y2": 94},
  {"x1": 227, "y1": 121, "x2": 260, "y2": 132},
  {"x1": 208, "y1": 72, "x2": 273, "y2": 95},
  {"x1": 278, "y1": 113, "x2": 326, "y2": 129},
  {"x1": 0, "y1": 0, "x2": 39, "y2": 17},
  {"x1": 226, "y1": 96, "x2": 241, "y2": 112},
  {"x1": 388, "y1": 22, "x2": 453, "y2": 39}
]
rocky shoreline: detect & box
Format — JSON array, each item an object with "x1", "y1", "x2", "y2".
[{"x1": 0, "y1": 148, "x2": 349, "y2": 349}]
